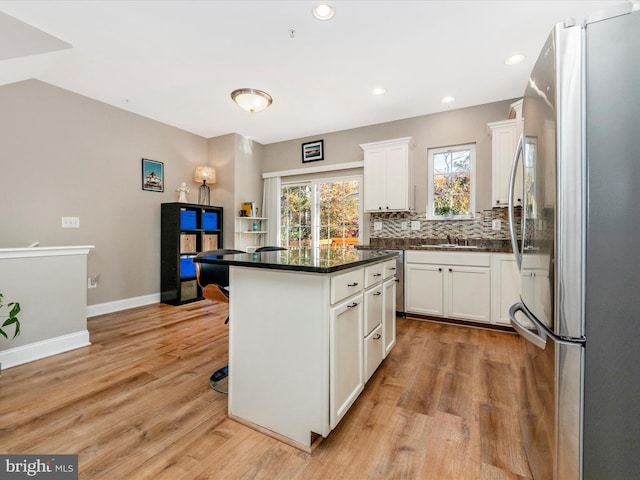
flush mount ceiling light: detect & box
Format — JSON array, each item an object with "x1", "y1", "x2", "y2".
[
  {"x1": 505, "y1": 53, "x2": 525, "y2": 65},
  {"x1": 441, "y1": 95, "x2": 456, "y2": 104},
  {"x1": 372, "y1": 87, "x2": 386, "y2": 96},
  {"x1": 312, "y1": 3, "x2": 335, "y2": 20},
  {"x1": 230, "y1": 88, "x2": 273, "y2": 113}
]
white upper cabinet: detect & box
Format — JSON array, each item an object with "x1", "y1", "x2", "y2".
[
  {"x1": 489, "y1": 99, "x2": 523, "y2": 207},
  {"x1": 361, "y1": 137, "x2": 415, "y2": 212}
]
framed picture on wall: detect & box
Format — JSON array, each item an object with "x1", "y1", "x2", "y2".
[
  {"x1": 302, "y1": 140, "x2": 324, "y2": 163},
  {"x1": 142, "y1": 158, "x2": 164, "y2": 192}
]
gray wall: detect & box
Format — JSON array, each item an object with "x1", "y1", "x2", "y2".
[
  {"x1": 263, "y1": 99, "x2": 517, "y2": 213},
  {"x1": 1, "y1": 78, "x2": 517, "y2": 310},
  {"x1": 0, "y1": 80, "x2": 209, "y2": 306}
]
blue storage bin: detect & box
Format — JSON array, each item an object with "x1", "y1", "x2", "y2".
[
  {"x1": 180, "y1": 209, "x2": 197, "y2": 230},
  {"x1": 180, "y1": 256, "x2": 196, "y2": 278},
  {"x1": 202, "y1": 211, "x2": 218, "y2": 230}
]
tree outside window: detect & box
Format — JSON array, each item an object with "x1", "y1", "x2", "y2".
[
  {"x1": 428, "y1": 144, "x2": 476, "y2": 218},
  {"x1": 280, "y1": 178, "x2": 361, "y2": 248}
]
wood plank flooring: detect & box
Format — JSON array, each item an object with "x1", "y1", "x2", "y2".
[{"x1": 0, "y1": 302, "x2": 532, "y2": 479}]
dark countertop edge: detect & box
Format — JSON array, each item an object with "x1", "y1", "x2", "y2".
[
  {"x1": 356, "y1": 243, "x2": 513, "y2": 254},
  {"x1": 193, "y1": 251, "x2": 399, "y2": 274}
]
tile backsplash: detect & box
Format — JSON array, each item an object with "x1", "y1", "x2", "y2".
[{"x1": 369, "y1": 207, "x2": 521, "y2": 242}]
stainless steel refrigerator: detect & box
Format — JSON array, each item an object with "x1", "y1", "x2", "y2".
[{"x1": 507, "y1": 4, "x2": 640, "y2": 479}]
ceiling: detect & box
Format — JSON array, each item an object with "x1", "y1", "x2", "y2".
[{"x1": 0, "y1": 0, "x2": 625, "y2": 145}]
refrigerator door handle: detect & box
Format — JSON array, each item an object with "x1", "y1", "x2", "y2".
[
  {"x1": 508, "y1": 134, "x2": 524, "y2": 270},
  {"x1": 509, "y1": 302, "x2": 547, "y2": 349}
]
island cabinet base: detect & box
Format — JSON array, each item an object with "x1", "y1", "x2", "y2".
[
  {"x1": 226, "y1": 259, "x2": 395, "y2": 450},
  {"x1": 228, "y1": 267, "x2": 332, "y2": 448}
]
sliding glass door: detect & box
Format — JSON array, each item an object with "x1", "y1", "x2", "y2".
[{"x1": 280, "y1": 177, "x2": 361, "y2": 249}]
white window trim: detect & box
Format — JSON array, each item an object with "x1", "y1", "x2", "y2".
[
  {"x1": 426, "y1": 143, "x2": 476, "y2": 220},
  {"x1": 281, "y1": 174, "x2": 363, "y2": 248}
]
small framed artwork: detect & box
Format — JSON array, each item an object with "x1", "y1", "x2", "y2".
[
  {"x1": 302, "y1": 139, "x2": 324, "y2": 163},
  {"x1": 142, "y1": 158, "x2": 164, "y2": 192}
]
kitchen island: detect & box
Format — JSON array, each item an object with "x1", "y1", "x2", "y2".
[{"x1": 194, "y1": 248, "x2": 398, "y2": 451}]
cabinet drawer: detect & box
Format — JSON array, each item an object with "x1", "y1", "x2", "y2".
[
  {"x1": 364, "y1": 324, "x2": 384, "y2": 382},
  {"x1": 383, "y1": 259, "x2": 397, "y2": 279},
  {"x1": 406, "y1": 250, "x2": 491, "y2": 267},
  {"x1": 364, "y1": 263, "x2": 384, "y2": 288},
  {"x1": 364, "y1": 284, "x2": 383, "y2": 335},
  {"x1": 331, "y1": 268, "x2": 364, "y2": 304}
]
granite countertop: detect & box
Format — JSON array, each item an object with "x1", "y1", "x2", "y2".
[
  {"x1": 193, "y1": 247, "x2": 398, "y2": 274},
  {"x1": 356, "y1": 239, "x2": 513, "y2": 253}
]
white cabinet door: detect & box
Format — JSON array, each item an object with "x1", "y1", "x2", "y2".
[
  {"x1": 405, "y1": 263, "x2": 443, "y2": 316},
  {"x1": 384, "y1": 143, "x2": 410, "y2": 210},
  {"x1": 447, "y1": 266, "x2": 491, "y2": 322},
  {"x1": 330, "y1": 294, "x2": 364, "y2": 429},
  {"x1": 363, "y1": 148, "x2": 386, "y2": 212},
  {"x1": 491, "y1": 254, "x2": 521, "y2": 325},
  {"x1": 382, "y1": 277, "x2": 396, "y2": 356},
  {"x1": 361, "y1": 137, "x2": 414, "y2": 212},
  {"x1": 489, "y1": 119, "x2": 522, "y2": 207}
]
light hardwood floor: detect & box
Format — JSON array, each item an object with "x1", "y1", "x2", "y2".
[{"x1": 0, "y1": 302, "x2": 532, "y2": 479}]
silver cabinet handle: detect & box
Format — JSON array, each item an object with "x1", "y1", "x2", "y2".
[
  {"x1": 347, "y1": 302, "x2": 358, "y2": 308},
  {"x1": 347, "y1": 282, "x2": 359, "y2": 287},
  {"x1": 373, "y1": 334, "x2": 381, "y2": 340}
]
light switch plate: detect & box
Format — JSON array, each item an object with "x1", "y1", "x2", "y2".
[
  {"x1": 374, "y1": 221, "x2": 383, "y2": 231},
  {"x1": 492, "y1": 219, "x2": 501, "y2": 231},
  {"x1": 401, "y1": 221, "x2": 408, "y2": 231},
  {"x1": 410, "y1": 221, "x2": 420, "y2": 231},
  {"x1": 61, "y1": 216, "x2": 80, "y2": 228}
]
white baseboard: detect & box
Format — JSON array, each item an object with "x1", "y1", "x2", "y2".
[
  {"x1": 0, "y1": 330, "x2": 90, "y2": 370},
  {"x1": 87, "y1": 293, "x2": 160, "y2": 318}
]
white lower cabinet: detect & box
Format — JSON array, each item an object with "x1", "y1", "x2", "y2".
[
  {"x1": 405, "y1": 251, "x2": 491, "y2": 323},
  {"x1": 491, "y1": 254, "x2": 521, "y2": 325},
  {"x1": 330, "y1": 293, "x2": 364, "y2": 429},
  {"x1": 406, "y1": 263, "x2": 444, "y2": 316}
]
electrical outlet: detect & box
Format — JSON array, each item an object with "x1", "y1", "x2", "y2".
[
  {"x1": 62, "y1": 216, "x2": 80, "y2": 228},
  {"x1": 492, "y1": 219, "x2": 501, "y2": 231},
  {"x1": 401, "y1": 221, "x2": 408, "y2": 231},
  {"x1": 87, "y1": 276, "x2": 98, "y2": 289},
  {"x1": 374, "y1": 221, "x2": 383, "y2": 231},
  {"x1": 410, "y1": 221, "x2": 421, "y2": 231}
]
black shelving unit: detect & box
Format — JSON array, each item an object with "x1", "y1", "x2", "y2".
[{"x1": 161, "y1": 202, "x2": 224, "y2": 305}]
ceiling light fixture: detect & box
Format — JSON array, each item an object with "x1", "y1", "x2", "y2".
[
  {"x1": 312, "y1": 3, "x2": 335, "y2": 20},
  {"x1": 230, "y1": 88, "x2": 273, "y2": 113},
  {"x1": 441, "y1": 95, "x2": 455, "y2": 104},
  {"x1": 372, "y1": 87, "x2": 386, "y2": 96},
  {"x1": 505, "y1": 54, "x2": 525, "y2": 65}
]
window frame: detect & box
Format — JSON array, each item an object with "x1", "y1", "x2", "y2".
[{"x1": 426, "y1": 143, "x2": 477, "y2": 220}]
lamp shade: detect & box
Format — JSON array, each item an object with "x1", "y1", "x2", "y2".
[
  {"x1": 231, "y1": 88, "x2": 273, "y2": 113},
  {"x1": 194, "y1": 166, "x2": 216, "y2": 184}
]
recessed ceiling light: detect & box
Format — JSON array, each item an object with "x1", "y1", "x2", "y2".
[
  {"x1": 505, "y1": 54, "x2": 525, "y2": 65},
  {"x1": 441, "y1": 96, "x2": 455, "y2": 104},
  {"x1": 312, "y1": 4, "x2": 335, "y2": 20},
  {"x1": 372, "y1": 87, "x2": 386, "y2": 96}
]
